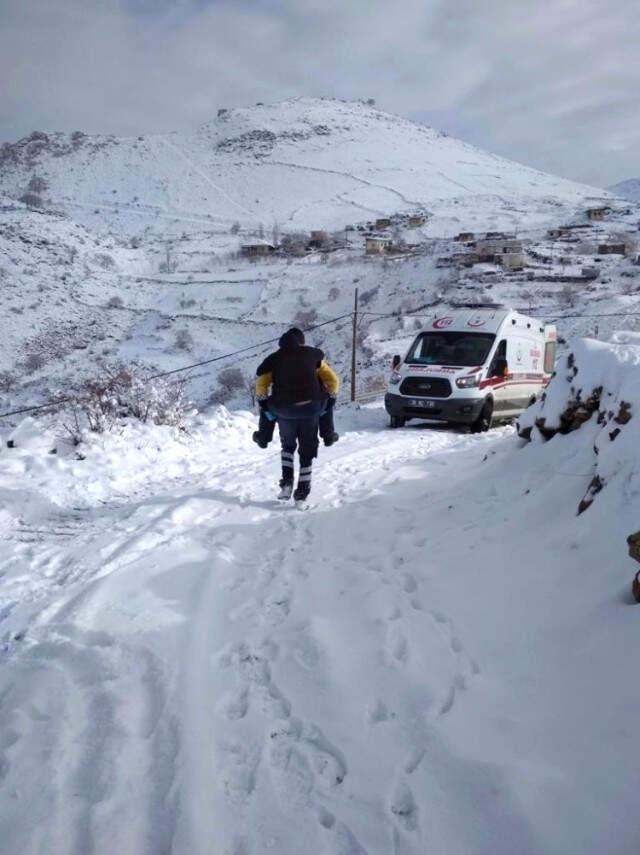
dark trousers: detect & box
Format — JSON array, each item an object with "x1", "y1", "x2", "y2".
[
  {"x1": 256, "y1": 401, "x2": 335, "y2": 446},
  {"x1": 271, "y1": 401, "x2": 323, "y2": 484}
]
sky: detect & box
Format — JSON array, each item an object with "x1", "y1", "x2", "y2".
[{"x1": 1, "y1": 0, "x2": 638, "y2": 187}]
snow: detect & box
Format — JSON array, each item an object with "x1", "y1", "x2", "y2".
[
  {"x1": 608, "y1": 178, "x2": 640, "y2": 203},
  {"x1": 1, "y1": 99, "x2": 640, "y2": 853},
  {"x1": 0, "y1": 393, "x2": 638, "y2": 854}
]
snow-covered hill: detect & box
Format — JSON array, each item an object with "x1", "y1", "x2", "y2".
[
  {"x1": 608, "y1": 177, "x2": 640, "y2": 202},
  {"x1": 1, "y1": 98, "x2": 603, "y2": 239},
  {"x1": 1, "y1": 98, "x2": 638, "y2": 422}
]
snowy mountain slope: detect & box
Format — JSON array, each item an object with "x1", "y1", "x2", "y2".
[
  {"x1": 1, "y1": 98, "x2": 604, "y2": 239},
  {"x1": 0, "y1": 373, "x2": 638, "y2": 854},
  {"x1": 1, "y1": 98, "x2": 638, "y2": 423},
  {"x1": 608, "y1": 177, "x2": 640, "y2": 202}
]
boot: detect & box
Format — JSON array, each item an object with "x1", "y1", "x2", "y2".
[
  {"x1": 252, "y1": 431, "x2": 269, "y2": 449},
  {"x1": 293, "y1": 481, "x2": 311, "y2": 503},
  {"x1": 293, "y1": 464, "x2": 312, "y2": 502},
  {"x1": 323, "y1": 431, "x2": 339, "y2": 447},
  {"x1": 278, "y1": 478, "x2": 293, "y2": 500}
]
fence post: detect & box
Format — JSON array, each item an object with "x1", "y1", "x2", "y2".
[{"x1": 350, "y1": 288, "x2": 359, "y2": 402}]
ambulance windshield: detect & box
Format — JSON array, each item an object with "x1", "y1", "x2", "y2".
[{"x1": 406, "y1": 331, "x2": 496, "y2": 367}]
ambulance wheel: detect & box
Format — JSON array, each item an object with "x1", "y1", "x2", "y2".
[
  {"x1": 389, "y1": 415, "x2": 406, "y2": 428},
  {"x1": 471, "y1": 399, "x2": 493, "y2": 433}
]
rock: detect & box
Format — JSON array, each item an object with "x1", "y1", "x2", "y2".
[
  {"x1": 517, "y1": 424, "x2": 533, "y2": 441},
  {"x1": 577, "y1": 475, "x2": 603, "y2": 515},
  {"x1": 614, "y1": 401, "x2": 632, "y2": 425},
  {"x1": 535, "y1": 416, "x2": 556, "y2": 440},
  {"x1": 626, "y1": 531, "x2": 640, "y2": 564},
  {"x1": 577, "y1": 497, "x2": 593, "y2": 515},
  {"x1": 633, "y1": 572, "x2": 640, "y2": 604}
]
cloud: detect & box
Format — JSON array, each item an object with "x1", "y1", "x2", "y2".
[{"x1": 1, "y1": 0, "x2": 638, "y2": 185}]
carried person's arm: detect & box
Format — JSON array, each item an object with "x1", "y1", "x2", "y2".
[
  {"x1": 318, "y1": 360, "x2": 340, "y2": 396},
  {"x1": 256, "y1": 355, "x2": 274, "y2": 402}
]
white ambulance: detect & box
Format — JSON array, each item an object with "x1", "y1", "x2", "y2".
[{"x1": 384, "y1": 308, "x2": 557, "y2": 431}]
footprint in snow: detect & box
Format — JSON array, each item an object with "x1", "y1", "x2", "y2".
[
  {"x1": 218, "y1": 739, "x2": 261, "y2": 805},
  {"x1": 402, "y1": 573, "x2": 417, "y2": 593},
  {"x1": 268, "y1": 719, "x2": 347, "y2": 810},
  {"x1": 366, "y1": 698, "x2": 390, "y2": 725},
  {"x1": 386, "y1": 627, "x2": 409, "y2": 665},
  {"x1": 390, "y1": 780, "x2": 419, "y2": 832},
  {"x1": 217, "y1": 688, "x2": 249, "y2": 721}
]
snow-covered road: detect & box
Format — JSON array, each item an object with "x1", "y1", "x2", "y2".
[{"x1": 0, "y1": 406, "x2": 637, "y2": 855}]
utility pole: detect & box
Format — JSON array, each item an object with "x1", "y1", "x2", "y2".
[{"x1": 351, "y1": 287, "x2": 359, "y2": 402}]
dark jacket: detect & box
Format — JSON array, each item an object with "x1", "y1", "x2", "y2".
[{"x1": 256, "y1": 333, "x2": 339, "y2": 406}]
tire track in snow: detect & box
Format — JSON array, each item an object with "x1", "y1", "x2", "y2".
[{"x1": 0, "y1": 625, "x2": 178, "y2": 855}]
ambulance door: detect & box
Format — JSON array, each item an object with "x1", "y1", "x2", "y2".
[{"x1": 488, "y1": 338, "x2": 510, "y2": 413}]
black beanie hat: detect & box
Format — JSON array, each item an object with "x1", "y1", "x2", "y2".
[{"x1": 278, "y1": 327, "x2": 305, "y2": 348}]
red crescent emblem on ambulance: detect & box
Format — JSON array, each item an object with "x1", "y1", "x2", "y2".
[
  {"x1": 433, "y1": 317, "x2": 453, "y2": 329},
  {"x1": 467, "y1": 316, "x2": 487, "y2": 327}
]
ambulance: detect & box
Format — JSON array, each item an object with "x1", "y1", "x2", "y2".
[{"x1": 384, "y1": 308, "x2": 557, "y2": 431}]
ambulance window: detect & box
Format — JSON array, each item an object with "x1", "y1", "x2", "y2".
[
  {"x1": 544, "y1": 340, "x2": 556, "y2": 373},
  {"x1": 490, "y1": 340, "x2": 507, "y2": 368}
]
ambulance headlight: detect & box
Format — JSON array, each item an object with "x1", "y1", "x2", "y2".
[
  {"x1": 456, "y1": 374, "x2": 480, "y2": 389},
  {"x1": 390, "y1": 371, "x2": 402, "y2": 385}
]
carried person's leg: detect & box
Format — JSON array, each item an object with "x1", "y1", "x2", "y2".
[
  {"x1": 253, "y1": 409, "x2": 276, "y2": 448},
  {"x1": 318, "y1": 402, "x2": 339, "y2": 447}
]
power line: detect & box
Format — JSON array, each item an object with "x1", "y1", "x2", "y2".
[
  {"x1": 2, "y1": 302, "x2": 639, "y2": 422},
  {"x1": 146, "y1": 313, "x2": 352, "y2": 380},
  {"x1": 0, "y1": 313, "x2": 353, "y2": 420}
]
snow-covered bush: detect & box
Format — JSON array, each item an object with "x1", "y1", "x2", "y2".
[
  {"x1": 518, "y1": 338, "x2": 639, "y2": 514},
  {"x1": 106, "y1": 295, "x2": 124, "y2": 308},
  {"x1": 93, "y1": 253, "x2": 115, "y2": 270},
  {"x1": 174, "y1": 328, "x2": 194, "y2": 351},
  {"x1": 18, "y1": 192, "x2": 43, "y2": 209},
  {"x1": 53, "y1": 364, "x2": 189, "y2": 442},
  {"x1": 211, "y1": 367, "x2": 246, "y2": 404},
  {"x1": 0, "y1": 370, "x2": 16, "y2": 392},
  {"x1": 23, "y1": 352, "x2": 46, "y2": 373},
  {"x1": 292, "y1": 307, "x2": 318, "y2": 328}
]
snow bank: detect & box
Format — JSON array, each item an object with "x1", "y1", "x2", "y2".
[
  {"x1": 0, "y1": 406, "x2": 256, "y2": 508},
  {"x1": 518, "y1": 337, "x2": 640, "y2": 513}
]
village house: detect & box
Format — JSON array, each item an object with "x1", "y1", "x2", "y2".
[
  {"x1": 375, "y1": 217, "x2": 391, "y2": 230},
  {"x1": 454, "y1": 231, "x2": 475, "y2": 243},
  {"x1": 475, "y1": 237, "x2": 524, "y2": 263},
  {"x1": 484, "y1": 231, "x2": 513, "y2": 240},
  {"x1": 407, "y1": 214, "x2": 428, "y2": 228},
  {"x1": 240, "y1": 240, "x2": 277, "y2": 258},
  {"x1": 308, "y1": 230, "x2": 332, "y2": 250},
  {"x1": 497, "y1": 252, "x2": 526, "y2": 271},
  {"x1": 365, "y1": 235, "x2": 392, "y2": 255},
  {"x1": 586, "y1": 206, "x2": 612, "y2": 222},
  {"x1": 597, "y1": 242, "x2": 627, "y2": 255}
]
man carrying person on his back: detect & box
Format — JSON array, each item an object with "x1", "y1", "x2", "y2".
[{"x1": 254, "y1": 327, "x2": 340, "y2": 502}]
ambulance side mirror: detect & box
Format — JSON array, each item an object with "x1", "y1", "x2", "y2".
[{"x1": 392, "y1": 354, "x2": 402, "y2": 369}]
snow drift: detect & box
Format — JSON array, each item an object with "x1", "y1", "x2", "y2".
[{"x1": 518, "y1": 336, "x2": 639, "y2": 515}]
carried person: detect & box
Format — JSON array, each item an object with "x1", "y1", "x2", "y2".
[{"x1": 254, "y1": 327, "x2": 340, "y2": 503}]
